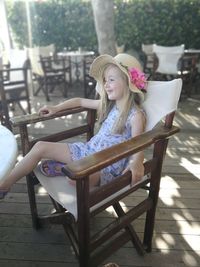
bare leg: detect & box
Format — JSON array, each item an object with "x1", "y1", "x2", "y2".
[{"x1": 0, "y1": 141, "x2": 72, "y2": 191}]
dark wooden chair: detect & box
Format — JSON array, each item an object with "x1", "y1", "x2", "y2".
[
  {"x1": 28, "y1": 47, "x2": 71, "y2": 101},
  {"x1": 0, "y1": 61, "x2": 31, "y2": 130},
  {"x1": 152, "y1": 44, "x2": 185, "y2": 79},
  {"x1": 141, "y1": 44, "x2": 154, "y2": 76},
  {"x1": 152, "y1": 44, "x2": 198, "y2": 98},
  {"x1": 179, "y1": 54, "x2": 199, "y2": 97},
  {"x1": 83, "y1": 55, "x2": 96, "y2": 98},
  {"x1": 11, "y1": 79, "x2": 182, "y2": 267}
]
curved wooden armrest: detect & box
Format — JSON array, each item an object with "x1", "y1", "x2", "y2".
[
  {"x1": 62, "y1": 124, "x2": 180, "y2": 179},
  {"x1": 10, "y1": 107, "x2": 91, "y2": 127}
]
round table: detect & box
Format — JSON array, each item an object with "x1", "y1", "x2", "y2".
[{"x1": 0, "y1": 125, "x2": 18, "y2": 182}]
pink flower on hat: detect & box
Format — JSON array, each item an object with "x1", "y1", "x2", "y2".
[{"x1": 128, "y1": 68, "x2": 147, "y2": 91}]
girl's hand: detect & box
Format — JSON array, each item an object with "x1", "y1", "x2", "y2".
[
  {"x1": 38, "y1": 105, "x2": 57, "y2": 117},
  {"x1": 123, "y1": 159, "x2": 144, "y2": 185}
]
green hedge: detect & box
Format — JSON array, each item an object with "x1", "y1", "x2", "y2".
[
  {"x1": 6, "y1": 0, "x2": 200, "y2": 53},
  {"x1": 115, "y1": 0, "x2": 200, "y2": 51}
]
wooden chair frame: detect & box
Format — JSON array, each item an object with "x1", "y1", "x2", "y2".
[
  {"x1": 34, "y1": 55, "x2": 70, "y2": 101},
  {"x1": 83, "y1": 55, "x2": 96, "y2": 98},
  {"x1": 10, "y1": 80, "x2": 181, "y2": 267},
  {"x1": 0, "y1": 63, "x2": 31, "y2": 129},
  {"x1": 141, "y1": 44, "x2": 155, "y2": 75}
]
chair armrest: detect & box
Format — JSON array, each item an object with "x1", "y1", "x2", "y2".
[
  {"x1": 10, "y1": 107, "x2": 90, "y2": 127},
  {"x1": 62, "y1": 124, "x2": 180, "y2": 179},
  {"x1": 5, "y1": 67, "x2": 26, "y2": 72}
]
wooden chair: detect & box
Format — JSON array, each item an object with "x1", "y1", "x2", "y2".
[
  {"x1": 28, "y1": 47, "x2": 70, "y2": 101},
  {"x1": 152, "y1": 44, "x2": 198, "y2": 97},
  {"x1": 141, "y1": 44, "x2": 155, "y2": 76},
  {"x1": 83, "y1": 55, "x2": 96, "y2": 98},
  {"x1": 152, "y1": 44, "x2": 185, "y2": 78},
  {"x1": 10, "y1": 78, "x2": 182, "y2": 267},
  {"x1": 179, "y1": 54, "x2": 199, "y2": 97},
  {"x1": 0, "y1": 60, "x2": 31, "y2": 130}
]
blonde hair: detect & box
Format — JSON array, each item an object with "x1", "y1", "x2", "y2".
[{"x1": 97, "y1": 64, "x2": 142, "y2": 134}]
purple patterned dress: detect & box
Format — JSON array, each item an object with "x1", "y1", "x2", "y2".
[{"x1": 68, "y1": 105, "x2": 140, "y2": 185}]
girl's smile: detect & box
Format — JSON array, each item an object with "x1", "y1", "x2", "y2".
[{"x1": 104, "y1": 65, "x2": 127, "y2": 104}]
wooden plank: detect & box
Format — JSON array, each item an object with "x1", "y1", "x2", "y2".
[
  {"x1": 0, "y1": 260, "x2": 78, "y2": 267},
  {"x1": 105, "y1": 247, "x2": 200, "y2": 267},
  {"x1": 0, "y1": 242, "x2": 77, "y2": 263}
]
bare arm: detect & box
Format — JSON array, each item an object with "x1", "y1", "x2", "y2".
[
  {"x1": 39, "y1": 97, "x2": 100, "y2": 117},
  {"x1": 124, "y1": 110, "x2": 146, "y2": 184}
]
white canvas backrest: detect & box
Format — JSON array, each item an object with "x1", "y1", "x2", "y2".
[
  {"x1": 153, "y1": 44, "x2": 185, "y2": 74},
  {"x1": 142, "y1": 44, "x2": 154, "y2": 55},
  {"x1": 6, "y1": 49, "x2": 28, "y2": 81},
  {"x1": 27, "y1": 47, "x2": 44, "y2": 76},
  {"x1": 7, "y1": 49, "x2": 28, "y2": 68},
  {"x1": 143, "y1": 79, "x2": 182, "y2": 131},
  {"x1": 39, "y1": 44, "x2": 55, "y2": 57}
]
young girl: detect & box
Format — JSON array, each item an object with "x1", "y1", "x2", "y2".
[{"x1": 0, "y1": 53, "x2": 147, "y2": 199}]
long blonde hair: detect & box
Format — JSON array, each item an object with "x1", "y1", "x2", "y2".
[{"x1": 97, "y1": 64, "x2": 142, "y2": 134}]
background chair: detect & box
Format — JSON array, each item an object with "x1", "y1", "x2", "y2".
[
  {"x1": 179, "y1": 53, "x2": 199, "y2": 97},
  {"x1": 0, "y1": 50, "x2": 31, "y2": 129},
  {"x1": 83, "y1": 54, "x2": 96, "y2": 98},
  {"x1": 152, "y1": 44, "x2": 197, "y2": 97},
  {"x1": 28, "y1": 47, "x2": 70, "y2": 101},
  {"x1": 11, "y1": 79, "x2": 182, "y2": 267},
  {"x1": 141, "y1": 43, "x2": 155, "y2": 76},
  {"x1": 152, "y1": 44, "x2": 185, "y2": 79}
]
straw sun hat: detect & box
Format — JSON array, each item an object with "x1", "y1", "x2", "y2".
[{"x1": 89, "y1": 53, "x2": 147, "y2": 100}]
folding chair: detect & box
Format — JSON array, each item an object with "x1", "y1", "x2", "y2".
[
  {"x1": 11, "y1": 78, "x2": 182, "y2": 267},
  {"x1": 152, "y1": 44, "x2": 185, "y2": 80},
  {"x1": 28, "y1": 47, "x2": 70, "y2": 101},
  {"x1": 141, "y1": 44, "x2": 155, "y2": 75},
  {"x1": 0, "y1": 59, "x2": 31, "y2": 130},
  {"x1": 83, "y1": 54, "x2": 96, "y2": 98}
]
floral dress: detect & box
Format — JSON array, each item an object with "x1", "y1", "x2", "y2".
[{"x1": 68, "y1": 105, "x2": 141, "y2": 185}]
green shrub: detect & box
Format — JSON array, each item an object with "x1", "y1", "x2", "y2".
[
  {"x1": 115, "y1": 0, "x2": 200, "y2": 51},
  {"x1": 6, "y1": 0, "x2": 200, "y2": 53}
]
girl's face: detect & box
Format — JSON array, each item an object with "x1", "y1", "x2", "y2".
[{"x1": 103, "y1": 65, "x2": 127, "y2": 103}]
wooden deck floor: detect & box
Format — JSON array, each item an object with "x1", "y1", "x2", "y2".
[{"x1": 0, "y1": 89, "x2": 200, "y2": 267}]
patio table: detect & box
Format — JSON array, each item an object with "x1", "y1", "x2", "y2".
[
  {"x1": 184, "y1": 49, "x2": 200, "y2": 54},
  {"x1": 0, "y1": 125, "x2": 18, "y2": 182}
]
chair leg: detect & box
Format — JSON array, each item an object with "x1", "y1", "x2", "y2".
[
  {"x1": 43, "y1": 80, "x2": 50, "y2": 101},
  {"x1": 0, "y1": 101, "x2": 12, "y2": 130},
  {"x1": 63, "y1": 81, "x2": 68, "y2": 98},
  {"x1": 26, "y1": 173, "x2": 41, "y2": 229},
  {"x1": 113, "y1": 202, "x2": 145, "y2": 256},
  {"x1": 143, "y1": 139, "x2": 168, "y2": 252},
  {"x1": 76, "y1": 179, "x2": 91, "y2": 267}
]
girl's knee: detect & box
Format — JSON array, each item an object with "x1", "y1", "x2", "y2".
[{"x1": 32, "y1": 141, "x2": 49, "y2": 154}]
